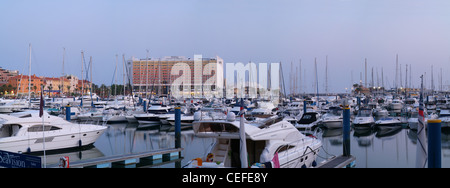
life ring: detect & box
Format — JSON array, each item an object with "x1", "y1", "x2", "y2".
[{"x1": 59, "y1": 156, "x2": 69, "y2": 168}]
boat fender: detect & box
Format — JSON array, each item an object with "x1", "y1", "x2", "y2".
[
  {"x1": 206, "y1": 153, "x2": 214, "y2": 162},
  {"x1": 194, "y1": 158, "x2": 202, "y2": 166},
  {"x1": 226, "y1": 112, "x2": 236, "y2": 122},
  {"x1": 59, "y1": 156, "x2": 69, "y2": 168},
  {"x1": 78, "y1": 140, "x2": 82, "y2": 147},
  {"x1": 194, "y1": 111, "x2": 202, "y2": 121},
  {"x1": 301, "y1": 164, "x2": 307, "y2": 168},
  {"x1": 312, "y1": 160, "x2": 317, "y2": 167}
]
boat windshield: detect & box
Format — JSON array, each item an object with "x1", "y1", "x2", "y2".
[
  {"x1": 197, "y1": 122, "x2": 239, "y2": 133},
  {"x1": 439, "y1": 114, "x2": 450, "y2": 117},
  {"x1": 297, "y1": 113, "x2": 318, "y2": 124}
]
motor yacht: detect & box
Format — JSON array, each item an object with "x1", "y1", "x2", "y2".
[
  {"x1": 352, "y1": 108, "x2": 375, "y2": 129},
  {"x1": 320, "y1": 106, "x2": 343, "y2": 129},
  {"x1": 375, "y1": 117, "x2": 403, "y2": 129},
  {"x1": 389, "y1": 99, "x2": 403, "y2": 111},
  {"x1": 184, "y1": 114, "x2": 322, "y2": 168},
  {"x1": 438, "y1": 110, "x2": 450, "y2": 128},
  {"x1": 0, "y1": 111, "x2": 106, "y2": 153},
  {"x1": 295, "y1": 112, "x2": 321, "y2": 131}
]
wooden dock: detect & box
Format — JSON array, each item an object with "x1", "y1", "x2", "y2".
[
  {"x1": 48, "y1": 148, "x2": 183, "y2": 168},
  {"x1": 316, "y1": 155, "x2": 356, "y2": 168}
]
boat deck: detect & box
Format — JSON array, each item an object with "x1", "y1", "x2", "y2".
[
  {"x1": 47, "y1": 148, "x2": 183, "y2": 168},
  {"x1": 316, "y1": 155, "x2": 355, "y2": 168}
]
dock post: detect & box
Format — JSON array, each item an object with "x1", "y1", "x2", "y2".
[
  {"x1": 428, "y1": 119, "x2": 441, "y2": 168},
  {"x1": 143, "y1": 100, "x2": 147, "y2": 113},
  {"x1": 65, "y1": 105, "x2": 71, "y2": 121},
  {"x1": 303, "y1": 100, "x2": 307, "y2": 113},
  {"x1": 343, "y1": 106, "x2": 351, "y2": 157},
  {"x1": 175, "y1": 106, "x2": 181, "y2": 158}
]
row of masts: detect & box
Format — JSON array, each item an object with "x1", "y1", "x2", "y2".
[
  {"x1": 23, "y1": 45, "x2": 449, "y2": 99},
  {"x1": 289, "y1": 54, "x2": 448, "y2": 96}
]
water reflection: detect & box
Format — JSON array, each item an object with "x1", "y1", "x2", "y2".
[
  {"x1": 34, "y1": 121, "x2": 450, "y2": 168},
  {"x1": 319, "y1": 125, "x2": 450, "y2": 168},
  {"x1": 37, "y1": 123, "x2": 214, "y2": 168}
]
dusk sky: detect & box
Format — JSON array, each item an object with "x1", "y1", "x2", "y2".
[{"x1": 1, "y1": 0, "x2": 450, "y2": 93}]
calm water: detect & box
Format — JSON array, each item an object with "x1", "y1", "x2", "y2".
[{"x1": 38, "y1": 122, "x2": 450, "y2": 168}]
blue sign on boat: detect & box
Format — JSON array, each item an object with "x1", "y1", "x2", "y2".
[{"x1": 0, "y1": 150, "x2": 41, "y2": 168}]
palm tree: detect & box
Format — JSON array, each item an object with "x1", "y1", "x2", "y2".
[{"x1": 66, "y1": 85, "x2": 71, "y2": 96}]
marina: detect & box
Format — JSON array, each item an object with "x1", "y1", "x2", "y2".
[
  {"x1": 2, "y1": 1, "x2": 450, "y2": 170},
  {"x1": 0, "y1": 92, "x2": 449, "y2": 168}
]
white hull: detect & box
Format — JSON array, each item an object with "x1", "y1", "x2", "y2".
[
  {"x1": 322, "y1": 120, "x2": 343, "y2": 129},
  {"x1": 137, "y1": 120, "x2": 160, "y2": 124},
  {"x1": 105, "y1": 115, "x2": 127, "y2": 123},
  {"x1": 0, "y1": 111, "x2": 107, "y2": 153},
  {"x1": 0, "y1": 107, "x2": 13, "y2": 113},
  {"x1": 0, "y1": 128, "x2": 106, "y2": 153},
  {"x1": 389, "y1": 103, "x2": 402, "y2": 110},
  {"x1": 295, "y1": 122, "x2": 318, "y2": 130},
  {"x1": 126, "y1": 115, "x2": 138, "y2": 123}
]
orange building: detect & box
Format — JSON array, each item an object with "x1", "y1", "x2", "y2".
[{"x1": 7, "y1": 74, "x2": 44, "y2": 96}]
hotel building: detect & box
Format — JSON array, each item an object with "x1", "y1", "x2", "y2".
[{"x1": 129, "y1": 55, "x2": 223, "y2": 98}]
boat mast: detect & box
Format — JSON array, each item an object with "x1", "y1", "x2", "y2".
[
  {"x1": 325, "y1": 55, "x2": 328, "y2": 95},
  {"x1": 314, "y1": 58, "x2": 319, "y2": 107},
  {"x1": 28, "y1": 43, "x2": 32, "y2": 108},
  {"x1": 114, "y1": 54, "x2": 118, "y2": 96},
  {"x1": 61, "y1": 47, "x2": 65, "y2": 96},
  {"x1": 81, "y1": 50, "x2": 84, "y2": 98},
  {"x1": 123, "y1": 54, "x2": 126, "y2": 96},
  {"x1": 146, "y1": 50, "x2": 149, "y2": 98}
]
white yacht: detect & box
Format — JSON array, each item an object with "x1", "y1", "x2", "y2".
[
  {"x1": 375, "y1": 117, "x2": 402, "y2": 129},
  {"x1": 251, "y1": 101, "x2": 277, "y2": 115},
  {"x1": 134, "y1": 113, "x2": 161, "y2": 124},
  {"x1": 295, "y1": 112, "x2": 321, "y2": 131},
  {"x1": 0, "y1": 99, "x2": 30, "y2": 113},
  {"x1": 147, "y1": 104, "x2": 171, "y2": 114},
  {"x1": 408, "y1": 110, "x2": 420, "y2": 130},
  {"x1": 185, "y1": 114, "x2": 322, "y2": 168},
  {"x1": 0, "y1": 111, "x2": 107, "y2": 153},
  {"x1": 438, "y1": 110, "x2": 450, "y2": 128},
  {"x1": 320, "y1": 106, "x2": 343, "y2": 129},
  {"x1": 353, "y1": 108, "x2": 375, "y2": 128},
  {"x1": 167, "y1": 115, "x2": 195, "y2": 127},
  {"x1": 389, "y1": 99, "x2": 403, "y2": 111}
]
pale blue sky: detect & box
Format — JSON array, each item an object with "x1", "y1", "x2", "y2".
[{"x1": 1, "y1": 0, "x2": 450, "y2": 93}]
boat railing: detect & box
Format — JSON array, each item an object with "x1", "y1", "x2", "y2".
[{"x1": 274, "y1": 135, "x2": 321, "y2": 165}]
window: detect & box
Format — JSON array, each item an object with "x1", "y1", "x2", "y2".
[
  {"x1": 198, "y1": 123, "x2": 239, "y2": 133},
  {"x1": 276, "y1": 145, "x2": 296, "y2": 153},
  {"x1": 28, "y1": 125, "x2": 61, "y2": 132}
]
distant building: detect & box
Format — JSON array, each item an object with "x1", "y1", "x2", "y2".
[
  {"x1": 129, "y1": 55, "x2": 224, "y2": 97},
  {"x1": 8, "y1": 74, "x2": 44, "y2": 95},
  {"x1": 41, "y1": 75, "x2": 81, "y2": 96},
  {"x1": 6, "y1": 73, "x2": 89, "y2": 96},
  {"x1": 0, "y1": 67, "x2": 19, "y2": 86}
]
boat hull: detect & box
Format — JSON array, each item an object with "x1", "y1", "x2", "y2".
[
  {"x1": 322, "y1": 120, "x2": 343, "y2": 129},
  {"x1": 0, "y1": 127, "x2": 107, "y2": 153}
]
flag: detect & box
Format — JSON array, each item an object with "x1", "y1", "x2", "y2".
[
  {"x1": 272, "y1": 152, "x2": 280, "y2": 168},
  {"x1": 39, "y1": 89, "x2": 44, "y2": 117}
]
